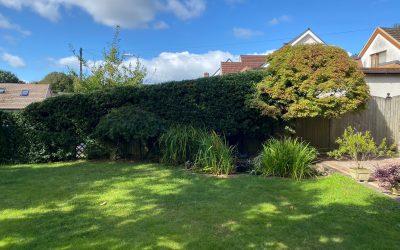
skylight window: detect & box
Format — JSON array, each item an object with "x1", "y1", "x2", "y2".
[
  {"x1": 0, "y1": 88, "x2": 5, "y2": 94},
  {"x1": 20, "y1": 90, "x2": 29, "y2": 96}
]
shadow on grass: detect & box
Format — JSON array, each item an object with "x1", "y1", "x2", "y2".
[{"x1": 0, "y1": 161, "x2": 399, "y2": 249}]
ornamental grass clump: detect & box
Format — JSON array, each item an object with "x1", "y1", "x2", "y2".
[
  {"x1": 328, "y1": 127, "x2": 396, "y2": 169},
  {"x1": 194, "y1": 131, "x2": 235, "y2": 175},
  {"x1": 160, "y1": 125, "x2": 206, "y2": 165},
  {"x1": 254, "y1": 137, "x2": 318, "y2": 180}
]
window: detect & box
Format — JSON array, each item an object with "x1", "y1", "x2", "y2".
[
  {"x1": 0, "y1": 88, "x2": 5, "y2": 94},
  {"x1": 371, "y1": 51, "x2": 387, "y2": 67},
  {"x1": 20, "y1": 90, "x2": 29, "y2": 96}
]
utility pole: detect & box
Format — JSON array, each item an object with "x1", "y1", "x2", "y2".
[{"x1": 79, "y1": 47, "x2": 83, "y2": 80}]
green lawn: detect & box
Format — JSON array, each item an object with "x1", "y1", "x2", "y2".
[{"x1": 0, "y1": 162, "x2": 399, "y2": 249}]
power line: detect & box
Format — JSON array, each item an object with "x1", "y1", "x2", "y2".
[
  {"x1": 133, "y1": 27, "x2": 375, "y2": 53},
  {"x1": 76, "y1": 27, "x2": 375, "y2": 59}
]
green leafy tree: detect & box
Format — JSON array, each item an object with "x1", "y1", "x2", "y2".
[
  {"x1": 39, "y1": 72, "x2": 74, "y2": 93},
  {"x1": 0, "y1": 70, "x2": 19, "y2": 83},
  {"x1": 74, "y1": 27, "x2": 146, "y2": 92},
  {"x1": 254, "y1": 44, "x2": 370, "y2": 119}
]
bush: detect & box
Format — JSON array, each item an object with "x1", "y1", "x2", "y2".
[
  {"x1": 160, "y1": 125, "x2": 206, "y2": 165},
  {"x1": 94, "y1": 106, "x2": 166, "y2": 159},
  {"x1": 328, "y1": 127, "x2": 396, "y2": 168},
  {"x1": 373, "y1": 164, "x2": 400, "y2": 191},
  {"x1": 20, "y1": 71, "x2": 278, "y2": 162},
  {"x1": 194, "y1": 131, "x2": 235, "y2": 175},
  {"x1": 254, "y1": 138, "x2": 318, "y2": 180}
]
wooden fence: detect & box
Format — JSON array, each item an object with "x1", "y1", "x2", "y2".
[{"x1": 296, "y1": 96, "x2": 400, "y2": 150}]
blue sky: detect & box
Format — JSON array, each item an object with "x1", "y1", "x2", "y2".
[{"x1": 0, "y1": 0, "x2": 399, "y2": 83}]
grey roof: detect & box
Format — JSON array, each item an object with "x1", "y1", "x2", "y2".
[{"x1": 382, "y1": 27, "x2": 400, "y2": 43}]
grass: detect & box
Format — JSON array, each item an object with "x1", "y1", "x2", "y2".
[{"x1": 0, "y1": 161, "x2": 399, "y2": 249}]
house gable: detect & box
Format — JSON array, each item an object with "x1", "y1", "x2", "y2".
[
  {"x1": 359, "y1": 27, "x2": 400, "y2": 68},
  {"x1": 216, "y1": 29, "x2": 325, "y2": 75},
  {"x1": 288, "y1": 29, "x2": 325, "y2": 46}
]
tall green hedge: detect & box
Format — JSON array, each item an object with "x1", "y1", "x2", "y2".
[
  {"x1": 0, "y1": 111, "x2": 19, "y2": 164},
  {"x1": 19, "y1": 71, "x2": 280, "y2": 162}
]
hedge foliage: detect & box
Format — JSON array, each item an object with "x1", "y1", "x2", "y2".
[
  {"x1": 0, "y1": 111, "x2": 19, "y2": 164},
  {"x1": 13, "y1": 71, "x2": 279, "y2": 162}
]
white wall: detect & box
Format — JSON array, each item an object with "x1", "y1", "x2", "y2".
[
  {"x1": 295, "y1": 34, "x2": 319, "y2": 45},
  {"x1": 361, "y1": 34, "x2": 400, "y2": 67},
  {"x1": 365, "y1": 75, "x2": 400, "y2": 97}
]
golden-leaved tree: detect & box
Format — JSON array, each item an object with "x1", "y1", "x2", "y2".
[{"x1": 254, "y1": 44, "x2": 369, "y2": 119}]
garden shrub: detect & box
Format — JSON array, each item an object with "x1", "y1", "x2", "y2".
[
  {"x1": 94, "y1": 106, "x2": 166, "y2": 159},
  {"x1": 194, "y1": 131, "x2": 235, "y2": 175},
  {"x1": 328, "y1": 127, "x2": 396, "y2": 168},
  {"x1": 373, "y1": 164, "x2": 400, "y2": 192},
  {"x1": 20, "y1": 71, "x2": 278, "y2": 162},
  {"x1": 254, "y1": 137, "x2": 318, "y2": 180},
  {"x1": 159, "y1": 125, "x2": 206, "y2": 165}
]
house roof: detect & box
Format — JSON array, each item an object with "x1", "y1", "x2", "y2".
[
  {"x1": 362, "y1": 68, "x2": 400, "y2": 74},
  {"x1": 286, "y1": 28, "x2": 325, "y2": 46},
  {"x1": 359, "y1": 27, "x2": 400, "y2": 58},
  {"x1": 221, "y1": 55, "x2": 267, "y2": 75},
  {"x1": 218, "y1": 28, "x2": 326, "y2": 75},
  {"x1": 382, "y1": 27, "x2": 400, "y2": 43},
  {"x1": 0, "y1": 83, "x2": 52, "y2": 110}
]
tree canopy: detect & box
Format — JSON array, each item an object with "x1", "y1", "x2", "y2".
[
  {"x1": 0, "y1": 70, "x2": 20, "y2": 83},
  {"x1": 254, "y1": 44, "x2": 369, "y2": 119},
  {"x1": 74, "y1": 27, "x2": 146, "y2": 92},
  {"x1": 39, "y1": 72, "x2": 74, "y2": 93}
]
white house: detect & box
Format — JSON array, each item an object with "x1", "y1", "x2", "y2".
[{"x1": 358, "y1": 27, "x2": 400, "y2": 97}]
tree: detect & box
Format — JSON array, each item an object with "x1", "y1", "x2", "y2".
[
  {"x1": 74, "y1": 26, "x2": 146, "y2": 92},
  {"x1": 0, "y1": 70, "x2": 19, "y2": 83},
  {"x1": 254, "y1": 44, "x2": 369, "y2": 119},
  {"x1": 39, "y1": 72, "x2": 74, "y2": 93}
]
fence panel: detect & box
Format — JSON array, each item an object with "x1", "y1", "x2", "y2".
[{"x1": 296, "y1": 96, "x2": 400, "y2": 149}]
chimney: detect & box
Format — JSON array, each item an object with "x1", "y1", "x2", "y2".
[{"x1": 203, "y1": 72, "x2": 210, "y2": 78}]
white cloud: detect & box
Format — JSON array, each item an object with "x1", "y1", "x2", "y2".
[
  {"x1": 52, "y1": 51, "x2": 238, "y2": 83},
  {"x1": 50, "y1": 55, "x2": 80, "y2": 68},
  {"x1": 233, "y1": 27, "x2": 263, "y2": 39},
  {"x1": 164, "y1": 0, "x2": 206, "y2": 20},
  {"x1": 0, "y1": 0, "x2": 206, "y2": 28},
  {"x1": 269, "y1": 15, "x2": 291, "y2": 26},
  {"x1": 1, "y1": 52, "x2": 26, "y2": 67},
  {"x1": 52, "y1": 49, "x2": 276, "y2": 84},
  {"x1": 153, "y1": 21, "x2": 169, "y2": 30},
  {"x1": 139, "y1": 51, "x2": 239, "y2": 83},
  {"x1": 0, "y1": 13, "x2": 31, "y2": 35}
]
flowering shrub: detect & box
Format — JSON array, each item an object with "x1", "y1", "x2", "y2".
[{"x1": 373, "y1": 164, "x2": 400, "y2": 190}]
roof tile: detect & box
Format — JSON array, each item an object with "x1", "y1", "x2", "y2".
[{"x1": 0, "y1": 83, "x2": 52, "y2": 110}]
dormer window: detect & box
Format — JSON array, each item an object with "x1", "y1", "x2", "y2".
[
  {"x1": 0, "y1": 88, "x2": 5, "y2": 94},
  {"x1": 371, "y1": 51, "x2": 387, "y2": 67},
  {"x1": 20, "y1": 90, "x2": 29, "y2": 96}
]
